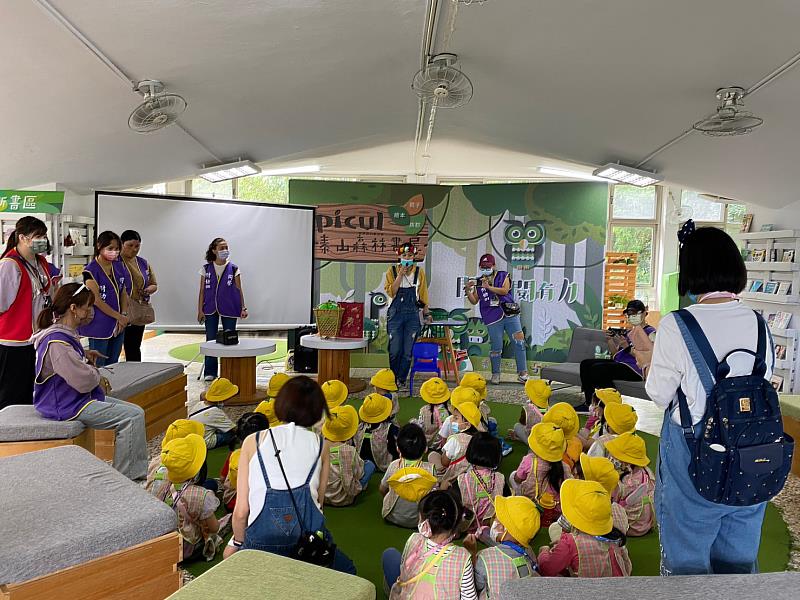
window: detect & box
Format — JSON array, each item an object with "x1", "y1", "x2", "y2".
[
  {"x1": 608, "y1": 185, "x2": 659, "y2": 288},
  {"x1": 611, "y1": 225, "x2": 654, "y2": 286},
  {"x1": 612, "y1": 185, "x2": 657, "y2": 220},
  {"x1": 190, "y1": 178, "x2": 233, "y2": 199},
  {"x1": 681, "y1": 190, "x2": 724, "y2": 222},
  {"x1": 237, "y1": 175, "x2": 290, "y2": 203}
]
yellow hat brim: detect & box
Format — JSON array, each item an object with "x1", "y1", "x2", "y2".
[
  {"x1": 605, "y1": 436, "x2": 650, "y2": 466},
  {"x1": 527, "y1": 426, "x2": 566, "y2": 462},
  {"x1": 579, "y1": 453, "x2": 620, "y2": 493},
  {"x1": 359, "y1": 396, "x2": 393, "y2": 423},
  {"x1": 162, "y1": 420, "x2": 205, "y2": 448},
  {"x1": 604, "y1": 404, "x2": 638, "y2": 435},
  {"x1": 494, "y1": 496, "x2": 540, "y2": 547},
  {"x1": 388, "y1": 467, "x2": 437, "y2": 502},
  {"x1": 560, "y1": 479, "x2": 613, "y2": 537},
  {"x1": 205, "y1": 385, "x2": 239, "y2": 403},
  {"x1": 370, "y1": 370, "x2": 398, "y2": 392},
  {"x1": 457, "y1": 402, "x2": 483, "y2": 430},
  {"x1": 165, "y1": 434, "x2": 207, "y2": 484}
]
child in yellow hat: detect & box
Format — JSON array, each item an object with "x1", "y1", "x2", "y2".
[
  {"x1": 188, "y1": 378, "x2": 237, "y2": 449},
  {"x1": 456, "y1": 432, "x2": 505, "y2": 539},
  {"x1": 542, "y1": 402, "x2": 583, "y2": 475},
  {"x1": 510, "y1": 422, "x2": 570, "y2": 528},
  {"x1": 464, "y1": 495, "x2": 540, "y2": 597},
  {"x1": 356, "y1": 393, "x2": 399, "y2": 472},
  {"x1": 267, "y1": 371, "x2": 290, "y2": 399},
  {"x1": 146, "y1": 419, "x2": 205, "y2": 489},
  {"x1": 380, "y1": 423, "x2": 437, "y2": 528},
  {"x1": 429, "y1": 399, "x2": 487, "y2": 486},
  {"x1": 220, "y1": 412, "x2": 269, "y2": 512},
  {"x1": 253, "y1": 398, "x2": 282, "y2": 428},
  {"x1": 587, "y1": 401, "x2": 638, "y2": 458},
  {"x1": 149, "y1": 434, "x2": 231, "y2": 561},
  {"x1": 370, "y1": 368, "x2": 400, "y2": 415},
  {"x1": 413, "y1": 377, "x2": 452, "y2": 449},
  {"x1": 461, "y1": 373, "x2": 514, "y2": 457},
  {"x1": 579, "y1": 387, "x2": 622, "y2": 449},
  {"x1": 605, "y1": 432, "x2": 654, "y2": 537},
  {"x1": 573, "y1": 453, "x2": 629, "y2": 537},
  {"x1": 538, "y1": 479, "x2": 632, "y2": 577},
  {"x1": 321, "y1": 379, "x2": 349, "y2": 410},
  {"x1": 322, "y1": 405, "x2": 373, "y2": 507},
  {"x1": 433, "y1": 385, "x2": 479, "y2": 448},
  {"x1": 511, "y1": 379, "x2": 552, "y2": 442}
]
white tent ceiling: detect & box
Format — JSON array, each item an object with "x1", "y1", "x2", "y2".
[{"x1": 1, "y1": 0, "x2": 799, "y2": 207}]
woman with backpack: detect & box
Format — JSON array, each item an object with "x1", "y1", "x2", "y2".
[{"x1": 646, "y1": 222, "x2": 788, "y2": 575}]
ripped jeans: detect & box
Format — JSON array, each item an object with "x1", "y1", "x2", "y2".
[{"x1": 486, "y1": 314, "x2": 528, "y2": 374}]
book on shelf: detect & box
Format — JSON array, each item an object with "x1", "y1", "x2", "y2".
[
  {"x1": 761, "y1": 224, "x2": 775, "y2": 232},
  {"x1": 67, "y1": 264, "x2": 84, "y2": 277},
  {"x1": 770, "y1": 248, "x2": 779, "y2": 262},
  {"x1": 772, "y1": 311, "x2": 793, "y2": 330},
  {"x1": 763, "y1": 281, "x2": 779, "y2": 294},
  {"x1": 770, "y1": 374, "x2": 784, "y2": 392},
  {"x1": 750, "y1": 249, "x2": 766, "y2": 262},
  {"x1": 740, "y1": 213, "x2": 754, "y2": 233},
  {"x1": 767, "y1": 312, "x2": 777, "y2": 327},
  {"x1": 776, "y1": 345, "x2": 787, "y2": 360},
  {"x1": 749, "y1": 280, "x2": 764, "y2": 292},
  {"x1": 777, "y1": 281, "x2": 792, "y2": 295},
  {"x1": 68, "y1": 227, "x2": 86, "y2": 246},
  {"x1": 782, "y1": 249, "x2": 795, "y2": 263}
]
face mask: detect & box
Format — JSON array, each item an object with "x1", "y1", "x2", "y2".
[
  {"x1": 218, "y1": 250, "x2": 230, "y2": 260},
  {"x1": 490, "y1": 521, "x2": 505, "y2": 543},
  {"x1": 101, "y1": 249, "x2": 119, "y2": 261},
  {"x1": 627, "y1": 314, "x2": 643, "y2": 326},
  {"x1": 479, "y1": 268, "x2": 493, "y2": 277},
  {"x1": 399, "y1": 258, "x2": 414, "y2": 268},
  {"x1": 417, "y1": 519, "x2": 432, "y2": 538},
  {"x1": 450, "y1": 421, "x2": 461, "y2": 435},
  {"x1": 30, "y1": 238, "x2": 49, "y2": 255}
]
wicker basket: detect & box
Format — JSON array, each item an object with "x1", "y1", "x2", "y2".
[{"x1": 314, "y1": 307, "x2": 343, "y2": 338}]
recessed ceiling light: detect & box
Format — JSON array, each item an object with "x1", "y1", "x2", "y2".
[
  {"x1": 592, "y1": 163, "x2": 662, "y2": 187},
  {"x1": 199, "y1": 160, "x2": 261, "y2": 183}
]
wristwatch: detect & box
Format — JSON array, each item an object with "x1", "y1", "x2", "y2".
[{"x1": 227, "y1": 538, "x2": 243, "y2": 548}]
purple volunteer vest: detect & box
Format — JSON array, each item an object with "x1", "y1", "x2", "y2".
[
  {"x1": 120, "y1": 256, "x2": 151, "y2": 300},
  {"x1": 34, "y1": 329, "x2": 105, "y2": 421},
  {"x1": 478, "y1": 270, "x2": 514, "y2": 325},
  {"x1": 202, "y1": 262, "x2": 242, "y2": 318},
  {"x1": 78, "y1": 259, "x2": 127, "y2": 339},
  {"x1": 613, "y1": 325, "x2": 657, "y2": 376}
]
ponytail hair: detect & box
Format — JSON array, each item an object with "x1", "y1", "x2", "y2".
[
  {"x1": 94, "y1": 231, "x2": 121, "y2": 258},
  {"x1": 205, "y1": 237, "x2": 225, "y2": 262},
  {"x1": 37, "y1": 283, "x2": 95, "y2": 330},
  {"x1": 547, "y1": 459, "x2": 566, "y2": 494},
  {"x1": 2, "y1": 216, "x2": 47, "y2": 258}
]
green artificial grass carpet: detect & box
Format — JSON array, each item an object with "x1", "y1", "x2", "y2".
[
  {"x1": 185, "y1": 398, "x2": 792, "y2": 593},
  {"x1": 168, "y1": 340, "x2": 288, "y2": 364}
]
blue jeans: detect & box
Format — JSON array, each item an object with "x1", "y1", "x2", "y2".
[
  {"x1": 89, "y1": 332, "x2": 125, "y2": 367},
  {"x1": 387, "y1": 304, "x2": 421, "y2": 385},
  {"x1": 486, "y1": 314, "x2": 528, "y2": 374},
  {"x1": 382, "y1": 547, "x2": 402, "y2": 593},
  {"x1": 360, "y1": 460, "x2": 377, "y2": 489},
  {"x1": 204, "y1": 313, "x2": 237, "y2": 378},
  {"x1": 212, "y1": 429, "x2": 236, "y2": 449},
  {"x1": 655, "y1": 415, "x2": 767, "y2": 575}
]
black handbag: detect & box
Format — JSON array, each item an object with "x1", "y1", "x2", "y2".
[
  {"x1": 268, "y1": 429, "x2": 336, "y2": 567},
  {"x1": 501, "y1": 301, "x2": 521, "y2": 316}
]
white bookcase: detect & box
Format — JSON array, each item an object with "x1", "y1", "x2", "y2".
[
  {"x1": 739, "y1": 229, "x2": 800, "y2": 393},
  {"x1": 52, "y1": 214, "x2": 95, "y2": 284}
]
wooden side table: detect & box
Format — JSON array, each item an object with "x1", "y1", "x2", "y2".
[
  {"x1": 418, "y1": 320, "x2": 463, "y2": 383},
  {"x1": 200, "y1": 339, "x2": 276, "y2": 405},
  {"x1": 300, "y1": 335, "x2": 369, "y2": 392}
]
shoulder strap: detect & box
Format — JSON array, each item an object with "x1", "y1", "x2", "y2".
[
  {"x1": 304, "y1": 435, "x2": 323, "y2": 485},
  {"x1": 413, "y1": 265, "x2": 419, "y2": 285},
  {"x1": 188, "y1": 405, "x2": 216, "y2": 418},
  {"x1": 392, "y1": 265, "x2": 397, "y2": 279},
  {"x1": 717, "y1": 312, "x2": 768, "y2": 379},
  {"x1": 254, "y1": 431, "x2": 273, "y2": 491},
  {"x1": 673, "y1": 310, "x2": 718, "y2": 392},
  {"x1": 268, "y1": 428, "x2": 307, "y2": 532}
]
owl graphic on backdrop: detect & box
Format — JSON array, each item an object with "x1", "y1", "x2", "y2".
[{"x1": 502, "y1": 218, "x2": 546, "y2": 270}]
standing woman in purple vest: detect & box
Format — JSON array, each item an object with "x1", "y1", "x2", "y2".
[
  {"x1": 31, "y1": 283, "x2": 147, "y2": 480},
  {"x1": 80, "y1": 231, "x2": 129, "y2": 367},
  {"x1": 198, "y1": 237, "x2": 248, "y2": 381},
  {"x1": 465, "y1": 253, "x2": 529, "y2": 385},
  {"x1": 119, "y1": 230, "x2": 158, "y2": 362}
]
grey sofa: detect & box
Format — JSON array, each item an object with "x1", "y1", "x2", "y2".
[{"x1": 541, "y1": 327, "x2": 650, "y2": 401}]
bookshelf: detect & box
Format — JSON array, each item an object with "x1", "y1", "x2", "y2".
[
  {"x1": 52, "y1": 215, "x2": 95, "y2": 284},
  {"x1": 739, "y1": 230, "x2": 800, "y2": 393}
]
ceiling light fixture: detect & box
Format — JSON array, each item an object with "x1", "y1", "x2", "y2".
[
  {"x1": 199, "y1": 160, "x2": 261, "y2": 183},
  {"x1": 538, "y1": 166, "x2": 610, "y2": 182},
  {"x1": 258, "y1": 165, "x2": 322, "y2": 177},
  {"x1": 592, "y1": 163, "x2": 662, "y2": 187}
]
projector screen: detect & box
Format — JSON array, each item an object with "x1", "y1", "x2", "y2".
[{"x1": 96, "y1": 192, "x2": 314, "y2": 330}]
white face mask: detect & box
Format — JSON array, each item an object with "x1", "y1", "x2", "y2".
[
  {"x1": 627, "y1": 313, "x2": 643, "y2": 326},
  {"x1": 218, "y1": 250, "x2": 230, "y2": 260},
  {"x1": 490, "y1": 521, "x2": 505, "y2": 543}
]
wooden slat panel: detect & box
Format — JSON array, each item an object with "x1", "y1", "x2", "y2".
[
  {"x1": 126, "y1": 375, "x2": 187, "y2": 411},
  {"x1": 603, "y1": 252, "x2": 638, "y2": 330},
  {"x1": 103, "y1": 571, "x2": 181, "y2": 600}
]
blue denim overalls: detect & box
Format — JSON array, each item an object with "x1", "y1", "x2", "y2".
[
  {"x1": 387, "y1": 270, "x2": 422, "y2": 385},
  {"x1": 243, "y1": 431, "x2": 356, "y2": 574}
]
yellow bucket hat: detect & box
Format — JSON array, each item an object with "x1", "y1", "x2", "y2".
[
  {"x1": 387, "y1": 466, "x2": 438, "y2": 502},
  {"x1": 460, "y1": 372, "x2": 487, "y2": 400},
  {"x1": 604, "y1": 402, "x2": 638, "y2": 435},
  {"x1": 595, "y1": 388, "x2": 622, "y2": 405},
  {"x1": 254, "y1": 399, "x2": 282, "y2": 428},
  {"x1": 525, "y1": 379, "x2": 552, "y2": 409},
  {"x1": 527, "y1": 422, "x2": 566, "y2": 462},
  {"x1": 161, "y1": 433, "x2": 207, "y2": 483},
  {"x1": 456, "y1": 401, "x2": 484, "y2": 430},
  {"x1": 321, "y1": 379, "x2": 348, "y2": 409},
  {"x1": 542, "y1": 402, "x2": 579, "y2": 439},
  {"x1": 606, "y1": 432, "x2": 650, "y2": 467},
  {"x1": 229, "y1": 449, "x2": 241, "y2": 489},
  {"x1": 359, "y1": 393, "x2": 393, "y2": 423},
  {"x1": 579, "y1": 453, "x2": 620, "y2": 494},
  {"x1": 322, "y1": 405, "x2": 360, "y2": 442},
  {"x1": 370, "y1": 369, "x2": 398, "y2": 392},
  {"x1": 205, "y1": 377, "x2": 239, "y2": 403},
  {"x1": 561, "y1": 479, "x2": 614, "y2": 536},
  {"x1": 450, "y1": 385, "x2": 480, "y2": 407},
  {"x1": 420, "y1": 377, "x2": 451, "y2": 405},
  {"x1": 268, "y1": 372, "x2": 290, "y2": 398},
  {"x1": 162, "y1": 419, "x2": 205, "y2": 449},
  {"x1": 494, "y1": 496, "x2": 541, "y2": 547}
]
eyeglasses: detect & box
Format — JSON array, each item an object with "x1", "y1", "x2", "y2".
[{"x1": 71, "y1": 283, "x2": 87, "y2": 296}]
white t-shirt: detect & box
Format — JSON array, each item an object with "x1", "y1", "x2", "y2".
[
  {"x1": 646, "y1": 301, "x2": 774, "y2": 425},
  {"x1": 198, "y1": 261, "x2": 241, "y2": 279},
  {"x1": 247, "y1": 423, "x2": 323, "y2": 524},
  {"x1": 187, "y1": 401, "x2": 235, "y2": 447}
]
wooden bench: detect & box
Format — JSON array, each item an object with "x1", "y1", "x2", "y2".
[{"x1": 780, "y1": 394, "x2": 800, "y2": 476}]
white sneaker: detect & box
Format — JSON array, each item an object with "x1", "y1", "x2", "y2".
[
  {"x1": 517, "y1": 373, "x2": 529, "y2": 383},
  {"x1": 490, "y1": 373, "x2": 501, "y2": 385},
  {"x1": 204, "y1": 375, "x2": 215, "y2": 382}
]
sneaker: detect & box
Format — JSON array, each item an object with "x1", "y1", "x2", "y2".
[
  {"x1": 517, "y1": 373, "x2": 529, "y2": 383},
  {"x1": 490, "y1": 373, "x2": 501, "y2": 385},
  {"x1": 204, "y1": 375, "x2": 215, "y2": 382},
  {"x1": 573, "y1": 401, "x2": 592, "y2": 414},
  {"x1": 501, "y1": 444, "x2": 514, "y2": 457}
]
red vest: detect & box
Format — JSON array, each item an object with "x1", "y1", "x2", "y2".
[{"x1": 0, "y1": 250, "x2": 52, "y2": 343}]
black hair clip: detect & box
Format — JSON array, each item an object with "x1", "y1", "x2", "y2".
[{"x1": 677, "y1": 219, "x2": 696, "y2": 248}]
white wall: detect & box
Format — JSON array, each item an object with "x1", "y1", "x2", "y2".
[{"x1": 748, "y1": 199, "x2": 800, "y2": 231}]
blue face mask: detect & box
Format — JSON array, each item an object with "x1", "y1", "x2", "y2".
[
  {"x1": 450, "y1": 421, "x2": 461, "y2": 435},
  {"x1": 400, "y1": 259, "x2": 415, "y2": 268},
  {"x1": 479, "y1": 268, "x2": 493, "y2": 277},
  {"x1": 687, "y1": 292, "x2": 698, "y2": 304}
]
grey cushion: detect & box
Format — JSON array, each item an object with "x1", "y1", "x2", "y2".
[
  {"x1": 0, "y1": 405, "x2": 85, "y2": 441},
  {"x1": 613, "y1": 378, "x2": 650, "y2": 400},
  {"x1": 0, "y1": 445, "x2": 176, "y2": 585},
  {"x1": 101, "y1": 361, "x2": 184, "y2": 400},
  {"x1": 566, "y1": 327, "x2": 608, "y2": 362},
  {"x1": 541, "y1": 362, "x2": 581, "y2": 386},
  {"x1": 502, "y1": 572, "x2": 800, "y2": 600}
]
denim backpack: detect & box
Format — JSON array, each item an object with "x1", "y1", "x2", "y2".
[{"x1": 672, "y1": 309, "x2": 794, "y2": 506}]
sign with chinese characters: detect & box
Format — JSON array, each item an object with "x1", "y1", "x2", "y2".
[
  {"x1": 314, "y1": 203, "x2": 429, "y2": 262},
  {"x1": 0, "y1": 190, "x2": 64, "y2": 214}
]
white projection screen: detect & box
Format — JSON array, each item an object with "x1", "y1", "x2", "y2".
[{"x1": 96, "y1": 192, "x2": 314, "y2": 330}]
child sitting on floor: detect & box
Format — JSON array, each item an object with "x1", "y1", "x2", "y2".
[
  {"x1": 510, "y1": 422, "x2": 571, "y2": 527},
  {"x1": 187, "y1": 377, "x2": 236, "y2": 449},
  {"x1": 321, "y1": 379, "x2": 349, "y2": 411},
  {"x1": 414, "y1": 377, "x2": 452, "y2": 448},
  {"x1": 220, "y1": 412, "x2": 268, "y2": 512},
  {"x1": 150, "y1": 433, "x2": 231, "y2": 561},
  {"x1": 455, "y1": 432, "x2": 505, "y2": 540},
  {"x1": 323, "y1": 404, "x2": 374, "y2": 506},
  {"x1": 383, "y1": 490, "x2": 476, "y2": 599},
  {"x1": 459, "y1": 375, "x2": 513, "y2": 457},
  {"x1": 510, "y1": 379, "x2": 551, "y2": 442},
  {"x1": 571, "y1": 453, "x2": 628, "y2": 537},
  {"x1": 542, "y1": 402, "x2": 583, "y2": 475},
  {"x1": 429, "y1": 399, "x2": 486, "y2": 486},
  {"x1": 381, "y1": 423, "x2": 438, "y2": 528},
  {"x1": 587, "y1": 402, "x2": 638, "y2": 458},
  {"x1": 371, "y1": 368, "x2": 400, "y2": 415},
  {"x1": 578, "y1": 388, "x2": 621, "y2": 449},
  {"x1": 538, "y1": 479, "x2": 632, "y2": 577},
  {"x1": 434, "y1": 386, "x2": 479, "y2": 448},
  {"x1": 147, "y1": 419, "x2": 205, "y2": 488},
  {"x1": 605, "y1": 433, "x2": 655, "y2": 537},
  {"x1": 464, "y1": 496, "x2": 541, "y2": 598},
  {"x1": 357, "y1": 393, "x2": 399, "y2": 472}
]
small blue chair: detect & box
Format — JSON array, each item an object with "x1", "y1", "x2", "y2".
[{"x1": 409, "y1": 342, "x2": 441, "y2": 396}]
